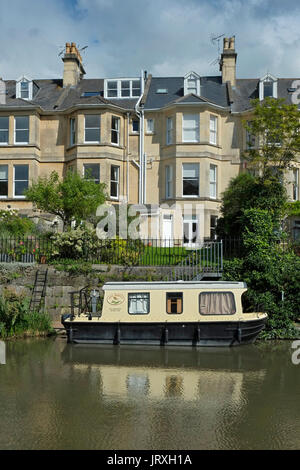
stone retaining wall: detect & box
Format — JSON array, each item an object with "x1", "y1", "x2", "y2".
[{"x1": 0, "y1": 263, "x2": 172, "y2": 322}]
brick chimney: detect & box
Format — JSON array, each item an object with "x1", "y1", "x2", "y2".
[
  {"x1": 62, "y1": 42, "x2": 86, "y2": 87},
  {"x1": 219, "y1": 36, "x2": 237, "y2": 87}
]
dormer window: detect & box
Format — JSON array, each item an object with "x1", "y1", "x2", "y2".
[
  {"x1": 184, "y1": 72, "x2": 200, "y2": 96},
  {"x1": 259, "y1": 73, "x2": 277, "y2": 100},
  {"x1": 104, "y1": 78, "x2": 141, "y2": 99},
  {"x1": 16, "y1": 76, "x2": 33, "y2": 101}
]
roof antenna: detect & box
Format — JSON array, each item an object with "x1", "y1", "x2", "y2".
[{"x1": 209, "y1": 33, "x2": 225, "y2": 66}]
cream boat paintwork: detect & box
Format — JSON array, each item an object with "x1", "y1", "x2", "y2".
[{"x1": 63, "y1": 281, "x2": 267, "y2": 324}]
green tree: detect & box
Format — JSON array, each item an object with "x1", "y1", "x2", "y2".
[
  {"x1": 218, "y1": 173, "x2": 287, "y2": 237},
  {"x1": 223, "y1": 208, "x2": 300, "y2": 338},
  {"x1": 25, "y1": 171, "x2": 106, "y2": 231},
  {"x1": 244, "y1": 97, "x2": 300, "y2": 180}
]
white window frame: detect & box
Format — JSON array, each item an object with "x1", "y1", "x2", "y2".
[
  {"x1": 84, "y1": 115, "x2": 100, "y2": 143},
  {"x1": 146, "y1": 118, "x2": 154, "y2": 133},
  {"x1": 166, "y1": 117, "x2": 173, "y2": 145},
  {"x1": 110, "y1": 165, "x2": 120, "y2": 199},
  {"x1": 111, "y1": 116, "x2": 120, "y2": 146},
  {"x1": 16, "y1": 76, "x2": 33, "y2": 101},
  {"x1": 165, "y1": 165, "x2": 173, "y2": 199},
  {"x1": 13, "y1": 164, "x2": 29, "y2": 199},
  {"x1": 184, "y1": 71, "x2": 201, "y2": 96},
  {"x1": 14, "y1": 116, "x2": 29, "y2": 145},
  {"x1": 0, "y1": 116, "x2": 9, "y2": 145},
  {"x1": 0, "y1": 164, "x2": 8, "y2": 198},
  {"x1": 182, "y1": 163, "x2": 200, "y2": 197},
  {"x1": 132, "y1": 119, "x2": 139, "y2": 133},
  {"x1": 293, "y1": 168, "x2": 299, "y2": 201},
  {"x1": 209, "y1": 164, "x2": 217, "y2": 199},
  {"x1": 209, "y1": 115, "x2": 217, "y2": 145},
  {"x1": 104, "y1": 78, "x2": 141, "y2": 99},
  {"x1": 83, "y1": 163, "x2": 100, "y2": 184},
  {"x1": 259, "y1": 73, "x2": 278, "y2": 101},
  {"x1": 182, "y1": 114, "x2": 200, "y2": 143}
]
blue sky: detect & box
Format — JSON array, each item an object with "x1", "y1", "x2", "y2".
[{"x1": 1, "y1": 0, "x2": 300, "y2": 80}]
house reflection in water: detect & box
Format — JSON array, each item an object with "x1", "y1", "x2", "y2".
[{"x1": 72, "y1": 362, "x2": 265, "y2": 407}]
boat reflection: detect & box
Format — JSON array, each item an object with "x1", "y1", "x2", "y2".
[{"x1": 61, "y1": 344, "x2": 266, "y2": 406}]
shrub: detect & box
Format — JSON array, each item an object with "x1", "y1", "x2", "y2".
[
  {"x1": 0, "y1": 210, "x2": 35, "y2": 237},
  {"x1": 0, "y1": 289, "x2": 52, "y2": 339}
]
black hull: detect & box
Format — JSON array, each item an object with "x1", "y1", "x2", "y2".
[{"x1": 61, "y1": 317, "x2": 266, "y2": 347}]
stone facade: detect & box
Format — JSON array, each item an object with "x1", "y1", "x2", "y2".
[{"x1": 0, "y1": 38, "x2": 299, "y2": 241}]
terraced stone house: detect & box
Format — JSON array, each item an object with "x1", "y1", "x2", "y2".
[{"x1": 0, "y1": 38, "x2": 299, "y2": 243}]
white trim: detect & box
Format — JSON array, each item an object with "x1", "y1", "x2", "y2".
[
  {"x1": 14, "y1": 116, "x2": 29, "y2": 145},
  {"x1": 84, "y1": 114, "x2": 100, "y2": 144},
  {"x1": 110, "y1": 164, "x2": 120, "y2": 199},
  {"x1": 16, "y1": 76, "x2": 33, "y2": 101},
  {"x1": 209, "y1": 164, "x2": 217, "y2": 199},
  {"x1": 184, "y1": 71, "x2": 201, "y2": 96},
  {"x1": 259, "y1": 73, "x2": 278, "y2": 100},
  {"x1": 104, "y1": 78, "x2": 142, "y2": 99},
  {"x1": 182, "y1": 162, "x2": 200, "y2": 197},
  {"x1": 0, "y1": 164, "x2": 8, "y2": 198},
  {"x1": 209, "y1": 114, "x2": 218, "y2": 145},
  {"x1": 182, "y1": 113, "x2": 200, "y2": 143},
  {"x1": 103, "y1": 281, "x2": 247, "y2": 291},
  {"x1": 13, "y1": 164, "x2": 29, "y2": 199}
]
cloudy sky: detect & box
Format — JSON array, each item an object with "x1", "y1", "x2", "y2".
[{"x1": 1, "y1": 0, "x2": 300, "y2": 80}]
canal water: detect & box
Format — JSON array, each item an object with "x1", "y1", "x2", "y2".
[{"x1": 0, "y1": 337, "x2": 299, "y2": 450}]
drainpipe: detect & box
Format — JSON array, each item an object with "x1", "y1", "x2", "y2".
[
  {"x1": 126, "y1": 112, "x2": 130, "y2": 202},
  {"x1": 135, "y1": 70, "x2": 145, "y2": 204}
]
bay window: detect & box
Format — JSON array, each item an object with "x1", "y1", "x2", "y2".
[
  {"x1": 84, "y1": 115, "x2": 100, "y2": 143},
  {"x1": 182, "y1": 163, "x2": 199, "y2": 197},
  {"x1": 0, "y1": 165, "x2": 8, "y2": 197},
  {"x1": 182, "y1": 114, "x2": 199, "y2": 143},
  {"x1": 110, "y1": 165, "x2": 119, "y2": 198},
  {"x1": 209, "y1": 115, "x2": 217, "y2": 145},
  {"x1": 15, "y1": 116, "x2": 29, "y2": 144},
  {"x1": 0, "y1": 116, "x2": 9, "y2": 144},
  {"x1": 209, "y1": 164, "x2": 217, "y2": 199},
  {"x1": 14, "y1": 164, "x2": 28, "y2": 197},
  {"x1": 111, "y1": 116, "x2": 120, "y2": 145}
]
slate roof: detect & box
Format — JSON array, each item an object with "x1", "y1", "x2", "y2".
[
  {"x1": 1, "y1": 74, "x2": 300, "y2": 114},
  {"x1": 232, "y1": 78, "x2": 300, "y2": 112},
  {"x1": 0, "y1": 78, "x2": 139, "y2": 112},
  {"x1": 144, "y1": 76, "x2": 229, "y2": 109}
]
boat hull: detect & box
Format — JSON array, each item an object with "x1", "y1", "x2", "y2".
[{"x1": 61, "y1": 316, "x2": 266, "y2": 347}]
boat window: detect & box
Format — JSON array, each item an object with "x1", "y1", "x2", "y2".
[
  {"x1": 199, "y1": 292, "x2": 236, "y2": 315},
  {"x1": 166, "y1": 292, "x2": 183, "y2": 314},
  {"x1": 128, "y1": 293, "x2": 150, "y2": 315}
]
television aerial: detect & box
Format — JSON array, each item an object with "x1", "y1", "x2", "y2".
[{"x1": 209, "y1": 33, "x2": 225, "y2": 66}]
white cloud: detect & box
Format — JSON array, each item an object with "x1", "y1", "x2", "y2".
[{"x1": 0, "y1": 0, "x2": 300, "y2": 80}]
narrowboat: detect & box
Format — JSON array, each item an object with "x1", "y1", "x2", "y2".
[{"x1": 61, "y1": 281, "x2": 267, "y2": 346}]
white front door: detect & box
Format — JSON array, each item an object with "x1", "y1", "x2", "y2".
[
  {"x1": 163, "y1": 215, "x2": 173, "y2": 247},
  {"x1": 183, "y1": 215, "x2": 198, "y2": 247}
]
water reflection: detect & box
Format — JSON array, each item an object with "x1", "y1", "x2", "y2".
[{"x1": 0, "y1": 339, "x2": 299, "y2": 450}]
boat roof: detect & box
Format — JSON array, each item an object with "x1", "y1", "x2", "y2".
[{"x1": 103, "y1": 281, "x2": 247, "y2": 291}]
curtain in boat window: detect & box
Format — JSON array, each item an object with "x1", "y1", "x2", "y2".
[
  {"x1": 199, "y1": 292, "x2": 236, "y2": 315},
  {"x1": 128, "y1": 293, "x2": 150, "y2": 314}
]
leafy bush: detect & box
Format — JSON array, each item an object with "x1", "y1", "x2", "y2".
[
  {"x1": 50, "y1": 228, "x2": 144, "y2": 266},
  {"x1": 0, "y1": 210, "x2": 35, "y2": 237},
  {"x1": 0, "y1": 289, "x2": 52, "y2": 339},
  {"x1": 223, "y1": 208, "x2": 300, "y2": 338}
]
